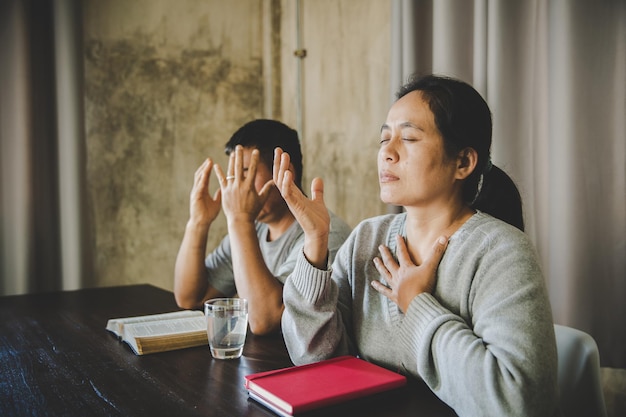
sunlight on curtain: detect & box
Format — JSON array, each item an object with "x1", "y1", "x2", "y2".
[
  {"x1": 54, "y1": 0, "x2": 88, "y2": 291},
  {"x1": 0, "y1": 0, "x2": 87, "y2": 296},
  {"x1": 0, "y1": 0, "x2": 32, "y2": 295},
  {"x1": 391, "y1": 0, "x2": 626, "y2": 368}
]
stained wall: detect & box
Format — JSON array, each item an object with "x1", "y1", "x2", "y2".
[
  {"x1": 82, "y1": 0, "x2": 390, "y2": 290},
  {"x1": 279, "y1": 0, "x2": 390, "y2": 223}
]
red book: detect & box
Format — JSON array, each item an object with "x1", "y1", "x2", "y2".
[{"x1": 244, "y1": 355, "x2": 407, "y2": 416}]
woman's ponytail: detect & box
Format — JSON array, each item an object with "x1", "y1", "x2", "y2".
[
  {"x1": 471, "y1": 165, "x2": 525, "y2": 231},
  {"x1": 397, "y1": 74, "x2": 525, "y2": 231}
]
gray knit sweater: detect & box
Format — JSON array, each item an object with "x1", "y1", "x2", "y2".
[{"x1": 282, "y1": 211, "x2": 559, "y2": 417}]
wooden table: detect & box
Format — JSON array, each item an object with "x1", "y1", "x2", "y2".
[{"x1": 0, "y1": 284, "x2": 457, "y2": 416}]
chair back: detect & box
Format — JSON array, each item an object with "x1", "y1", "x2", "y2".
[{"x1": 554, "y1": 324, "x2": 607, "y2": 417}]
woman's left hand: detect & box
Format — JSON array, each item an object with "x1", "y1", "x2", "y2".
[
  {"x1": 371, "y1": 234, "x2": 448, "y2": 312},
  {"x1": 273, "y1": 147, "x2": 330, "y2": 269}
]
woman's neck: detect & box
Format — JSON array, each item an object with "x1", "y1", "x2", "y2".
[{"x1": 403, "y1": 204, "x2": 475, "y2": 264}]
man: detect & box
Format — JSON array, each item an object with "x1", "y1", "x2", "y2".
[{"x1": 174, "y1": 119, "x2": 352, "y2": 335}]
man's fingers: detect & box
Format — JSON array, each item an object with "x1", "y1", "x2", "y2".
[
  {"x1": 194, "y1": 158, "x2": 208, "y2": 178},
  {"x1": 226, "y1": 150, "x2": 236, "y2": 178},
  {"x1": 231, "y1": 145, "x2": 245, "y2": 179},
  {"x1": 258, "y1": 179, "x2": 274, "y2": 205},
  {"x1": 279, "y1": 152, "x2": 291, "y2": 188},
  {"x1": 246, "y1": 149, "x2": 259, "y2": 185},
  {"x1": 213, "y1": 164, "x2": 226, "y2": 186},
  {"x1": 212, "y1": 187, "x2": 222, "y2": 203},
  {"x1": 194, "y1": 159, "x2": 212, "y2": 187},
  {"x1": 272, "y1": 148, "x2": 283, "y2": 183}
]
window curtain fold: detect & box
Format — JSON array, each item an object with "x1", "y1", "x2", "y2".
[
  {"x1": 391, "y1": 0, "x2": 626, "y2": 368},
  {"x1": 0, "y1": 0, "x2": 88, "y2": 296}
]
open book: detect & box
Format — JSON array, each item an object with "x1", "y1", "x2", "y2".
[
  {"x1": 106, "y1": 310, "x2": 207, "y2": 355},
  {"x1": 245, "y1": 356, "x2": 407, "y2": 416}
]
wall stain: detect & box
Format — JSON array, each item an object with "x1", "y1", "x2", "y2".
[
  {"x1": 83, "y1": 32, "x2": 263, "y2": 287},
  {"x1": 306, "y1": 130, "x2": 384, "y2": 224}
]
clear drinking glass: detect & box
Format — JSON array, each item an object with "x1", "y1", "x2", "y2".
[{"x1": 204, "y1": 298, "x2": 248, "y2": 359}]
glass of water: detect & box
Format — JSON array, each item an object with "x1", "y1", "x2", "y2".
[{"x1": 204, "y1": 298, "x2": 248, "y2": 359}]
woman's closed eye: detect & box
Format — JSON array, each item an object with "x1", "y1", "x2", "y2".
[{"x1": 379, "y1": 136, "x2": 419, "y2": 145}]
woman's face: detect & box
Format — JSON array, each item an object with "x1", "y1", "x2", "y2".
[{"x1": 378, "y1": 91, "x2": 459, "y2": 208}]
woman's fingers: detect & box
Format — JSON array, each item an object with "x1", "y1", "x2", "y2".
[
  {"x1": 395, "y1": 234, "x2": 413, "y2": 266},
  {"x1": 372, "y1": 257, "x2": 391, "y2": 281},
  {"x1": 370, "y1": 279, "x2": 392, "y2": 298},
  {"x1": 377, "y1": 244, "x2": 398, "y2": 273},
  {"x1": 424, "y1": 236, "x2": 448, "y2": 272},
  {"x1": 371, "y1": 235, "x2": 449, "y2": 310},
  {"x1": 273, "y1": 148, "x2": 304, "y2": 207},
  {"x1": 310, "y1": 177, "x2": 325, "y2": 204}
]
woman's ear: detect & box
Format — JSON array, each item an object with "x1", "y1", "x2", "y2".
[{"x1": 456, "y1": 147, "x2": 478, "y2": 180}]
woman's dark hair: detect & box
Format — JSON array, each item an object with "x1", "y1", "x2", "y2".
[
  {"x1": 397, "y1": 74, "x2": 524, "y2": 231},
  {"x1": 225, "y1": 119, "x2": 303, "y2": 190}
]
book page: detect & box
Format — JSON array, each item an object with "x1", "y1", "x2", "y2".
[
  {"x1": 123, "y1": 316, "x2": 206, "y2": 339},
  {"x1": 248, "y1": 392, "x2": 292, "y2": 417},
  {"x1": 106, "y1": 310, "x2": 203, "y2": 337}
]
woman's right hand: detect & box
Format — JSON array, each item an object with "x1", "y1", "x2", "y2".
[
  {"x1": 189, "y1": 158, "x2": 222, "y2": 229},
  {"x1": 273, "y1": 148, "x2": 330, "y2": 269}
]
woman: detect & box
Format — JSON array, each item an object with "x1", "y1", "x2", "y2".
[{"x1": 273, "y1": 74, "x2": 558, "y2": 417}]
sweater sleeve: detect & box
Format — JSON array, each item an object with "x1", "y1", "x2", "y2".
[
  {"x1": 398, "y1": 227, "x2": 558, "y2": 417},
  {"x1": 281, "y1": 248, "x2": 353, "y2": 365}
]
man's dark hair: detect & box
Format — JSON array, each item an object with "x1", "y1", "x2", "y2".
[{"x1": 225, "y1": 119, "x2": 303, "y2": 189}]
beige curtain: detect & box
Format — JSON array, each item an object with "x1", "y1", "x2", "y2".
[
  {"x1": 0, "y1": 0, "x2": 89, "y2": 295},
  {"x1": 392, "y1": 0, "x2": 626, "y2": 368}
]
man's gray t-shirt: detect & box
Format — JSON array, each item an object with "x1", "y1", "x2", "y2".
[{"x1": 204, "y1": 211, "x2": 351, "y2": 296}]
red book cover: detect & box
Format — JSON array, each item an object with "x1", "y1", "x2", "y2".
[{"x1": 244, "y1": 355, "x2": 407, "y2": 416}]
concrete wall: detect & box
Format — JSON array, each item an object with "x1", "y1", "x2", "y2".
[
  {"x1": 82, "y1": 0, "x2": 390, "y2": 291},
  {"x1": 279, "y1": 0, "x2": 390, "y2": 223}
]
